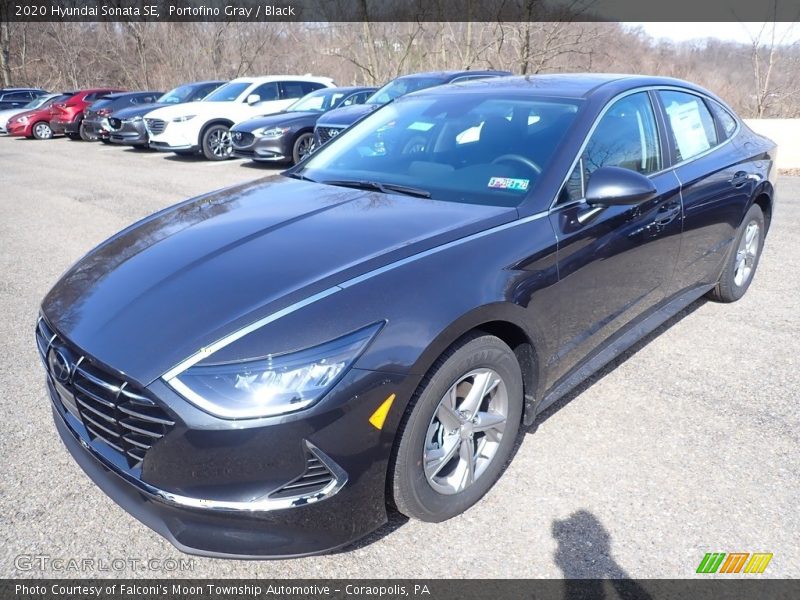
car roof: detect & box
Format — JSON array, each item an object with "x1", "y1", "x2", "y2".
[
  {"x1": 395, "y1": 70, "x2": 511, "y2": 81},
  {"x1": 325, "y1": 86, "x2": 377, "y2": 93},
  {"x1": 99, "y1": 91, "x2": 161, "y2": 99},
  {"x1": 0, "y1": 87, "x2": 45, "y2": 92},
  {"x1": 418, "y1": 73, "x2": 718, "y2": 102},
  {"x1": 228, "y1": 75, "x2": 335, "y2": 84}
]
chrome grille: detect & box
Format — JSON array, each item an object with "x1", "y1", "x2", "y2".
[
  {"x1": 269, "y1": 449, "x2": 335, "y2": 499},
  {"x1": 144, "y1": 118, "x2": 167, "y2": 135},
  {"x1": 315, "y1": 126, "x2": 343, "y2": 145},
  {"x1": 36, "y1": 317, "x2": 174, "y2": 468}
]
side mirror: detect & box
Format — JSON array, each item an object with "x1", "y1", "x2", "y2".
[
  {"x1": 246, "y1": 94, "x2": 261, "y2": 105},
  {"x1": 585, "y1": 166, "x2": 657, "y2": 206}
]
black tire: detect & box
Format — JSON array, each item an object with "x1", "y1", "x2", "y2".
[
  {"x1": 291, "y1": 132, "x2": 315, "y2": 164},
  {"x1": 66, "y1": 132, "x2": 81, "y2": 140},
  {"x1": 390, "y1": 333, "x2": 523, "y2": 522},
  {"x1": 200, "y1": 124, "x2": 232, "y2": 161},
  {"x1": 707, "y1": 203, "x2": 765, "y2": 303},
  {"x1": 31, "y1": 121, "x2": 53, "y2": 140},
  {"x1": 79, "y1": 122, "x2": 96, "y2": 141}
]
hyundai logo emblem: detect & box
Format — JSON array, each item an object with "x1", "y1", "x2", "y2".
[{"x1": 48, "y1": 348, "x2": 72, "y2": 383}]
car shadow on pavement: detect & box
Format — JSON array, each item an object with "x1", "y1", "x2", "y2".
[
  {"x1": 553, "y1": 510, "x2": 653, "y2": 599},
  {"x1": 530, "y1": 296, "x2": 708, "y2": 433}
]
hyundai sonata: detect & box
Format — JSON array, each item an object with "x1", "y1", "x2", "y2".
[{"x1": 38, "y1": 74, "x2": 775, "y2": 557}]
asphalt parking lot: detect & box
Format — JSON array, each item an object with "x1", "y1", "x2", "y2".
[{"x1": 1, "y1": 136, "x2": 798, "y2": 580}]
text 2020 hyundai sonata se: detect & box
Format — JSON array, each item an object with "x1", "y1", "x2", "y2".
[{"x1": 37, "y1": 74, "x2": 775, "y2": 558}]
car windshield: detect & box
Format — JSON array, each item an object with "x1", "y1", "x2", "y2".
[
  {"x1": 286, "y1": 89, "x2": 348, "y2": 113},
  {"x1": 24, "y1": 96, "x2": 51, "y2": 109},
  {"x1": 367, "y1": 76, "x2": 447, "y2": 105},
  {"x1": 299, "y1": 94, "x2": 581, "y2": 207},
  {"x1": 203, "y1": 82, "x2": 250, "y2": 102},
  {"x1": 158, "y1": 85, "x2": 195, "y2": 104}
]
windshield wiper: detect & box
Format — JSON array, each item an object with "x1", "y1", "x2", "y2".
[
  {"x1": 322, "y1": 179, "x2": 431, "y2": 198},
  {"x1": 284, "y1": 172, "x2": 317, "y2": 182}
]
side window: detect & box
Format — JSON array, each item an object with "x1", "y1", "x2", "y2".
[
  {"x1": 341, "y1": 91, "x2": 368, "y2": 106},
  {"x1": 659, "y1": 90, "x2": 718, "y2": 162},
  {"x1": 194, "y1": 83, "x2": 218, "y2": 100},
  {"x1": 84, "y1": 93, "x2": 98, "y2": 102},
  {"x1": 301, "y1": 81, "x2": 326, "y2": 95},
  {"x1": 279, "y1": 81, "x2": 307, "y2": 100},
  {"x1": 249, "y1": 82, "x2": 279, "y2": 102},
  {"x1": 561, "y1": 92, "x2": 661, "y2": 203},
  {"x1": 7, "y1": 92, "x2": 31, "y2": 101},
  {"x1": 709, "y1": 100, "x2": 737, "y2": 140}
]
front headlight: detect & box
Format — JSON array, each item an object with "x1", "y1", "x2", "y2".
[
  {"x1": 125, "y1": 115, "x2": 143, "y2": 123},
  {"x1": 254, "y1": 126, "x2": 290, "y2": 138},
  {"x1": 166, "y1": 324, "x2": 382, "y2": 419},
  {"x1": 17, "y1": 116, "x2": 29, "y2": 124},
  {"x1": 171, "y1": 114, "x2": 196, "y2": 123}
]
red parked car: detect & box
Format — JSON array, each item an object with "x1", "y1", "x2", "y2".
[
  {"x1": 49, "y1": 88, "x2": 124, "y2": 140},
  {"x1": 6, "y1": 93, "x2": 76, "y2": 139}
]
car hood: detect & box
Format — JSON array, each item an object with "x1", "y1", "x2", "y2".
[
  {"x1": 8, "y1": 108, "x2": 38, "y2": 122},
  {"x1": 145, "y1": 101, "x2": 266, "y2": 123},
  {"x1": 111, "y1": 103, "x2": 170, "y2": 120},
  {"x1": 316, "y1": 103, "x2": 381, "y2": 127},
  {"x1": 233, "y1": 111, "x2": 318, "y2": 132},
  {"x1": 42, "y1": 177, "x2": 516, "y2": 384}
]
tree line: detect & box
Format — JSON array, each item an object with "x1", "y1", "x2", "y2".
[{"x1": 0, "y1": 21, "x2": 797, "y2": 118}]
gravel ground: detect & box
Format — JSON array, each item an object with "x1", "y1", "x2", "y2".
[{"x1": 1, "y1": 136, "x2": 798, "y2": 579}]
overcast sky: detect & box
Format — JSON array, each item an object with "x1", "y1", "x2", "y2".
[{"x1": 625, "y1": 22, "x2": 800, "y2": 44}]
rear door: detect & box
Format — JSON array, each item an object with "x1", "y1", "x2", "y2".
[
  {"x1": 658, "y1": 90, "x2": 757, "y2": 292},
  {"x1": 547, "y1": 90, "x2": 682, "y2": 385}
]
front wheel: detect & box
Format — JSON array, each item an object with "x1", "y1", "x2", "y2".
[
  {"x1": 201, "y1": 124, "x2": 232, "y2": 161},
  {"x1": 32, "y1": 121, "x2": 53, "y2": 140},
  {"x1": 292, "y1": 132, "x2": 315, "y2": 164},
  {"x1": 390, "y1": 334, "x2": 523, "y2": 522},
  {"x1": 707, "y1": 203, "x2": 765, "y2": 303}
]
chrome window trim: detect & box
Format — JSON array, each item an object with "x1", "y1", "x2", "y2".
[{"x1": 549, "y1": 85, "x2": 741, "y2": 211}]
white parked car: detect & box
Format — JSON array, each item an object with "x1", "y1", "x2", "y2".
[{"x1": 145, "y1": 75, "x2": 335, "y2": 160}]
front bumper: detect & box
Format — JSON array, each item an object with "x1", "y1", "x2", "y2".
[
  {"x1": 44, "y1": 339, "x2": 413, "y2": 556},
  {"x1": 109, "y1": 119, "x2": 148, "y2": 145},
  {"x1": 82, "y1": 118, "x2": 111, "y2": 140},
  {"x1": 232, "y1": 133, "x2": 292, "y2": 162},
  {"x1": 148, "y1": 120, "x2": 199, "y2": 153},
  {"x1": 7, "y1": 121, "x2": 31, "y2": 137}
]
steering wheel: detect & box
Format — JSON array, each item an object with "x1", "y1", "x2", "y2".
[{"x1": 491, "y1": 154, "x2": 543, "y2": 175}]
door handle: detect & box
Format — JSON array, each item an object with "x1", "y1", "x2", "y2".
[
  {"x1": 729, "y1": 171, "x2": 760, "y2": 188},
  {"x1": 654, "y1": 204, "x2": 681, "y2": 227}
]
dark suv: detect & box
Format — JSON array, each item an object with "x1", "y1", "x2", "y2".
[
  {"x1": 81, "y1": 92, "x2": 163, "y2": 142},
  {"x1": 313, "y1": 70, "x2": 511, "y2": 147},
  {"x1": 108, "y1": 81, "x2": 225, "y2": 149},
  {"x1": 0, "y1": 88, "x2": 47, "y2": 110}
]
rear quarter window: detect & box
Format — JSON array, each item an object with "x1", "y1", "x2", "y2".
[{"x1": 659, "y1": 90, "x2": 719, "y2": 162}]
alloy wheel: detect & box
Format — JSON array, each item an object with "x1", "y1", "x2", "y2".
[
  {"x1": 733, "y1": 220, "x2": 760, "y2": 287},
  {"x1": 208, "y1": 128, "x2": 232, "y2": 158},
  {"x1": 34, "y1": 122, "x2": 52, "y2": 139},
  {"x1": 424, "y1": 368, "x2": 508, "y2": 495},
  {"x1": 296, "y1": 134, "x2": 314, "y2": 161}
]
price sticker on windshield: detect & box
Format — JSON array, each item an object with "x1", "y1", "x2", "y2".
[{"x1": 488, "y1": 177, "x2": 529, "y2": 191}]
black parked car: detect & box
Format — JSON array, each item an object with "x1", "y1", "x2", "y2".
[
  {"x1": 81, "y1": 91, "x2": 163, "y2": 142},
  {"x1": 38, "y1": 74, "x2": 775, "y2": 558},
  {"x1": 108, "y1": 81, "x2": 225, "y2": 149},
  {"x1": 231, "y1": 86, "x2": 376, "y2": 164},
  {"x1": 0, "y1": 87, "x2": 47, "y2": 110},
  {"x1": 314, "y1": 70, "x2": 510, "y2": 147}
]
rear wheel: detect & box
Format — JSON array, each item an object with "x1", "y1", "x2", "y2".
[
  {"x1": 201, "y1": 124, "x2": 232, "y2": 160},
  {"x1": 390, "y1": 334, "x2": 523, "y2": 522},
  {"x1": 707, "y1": 203, "x2": 765, "y2": 303},
  {"x1": 32, "y1": 121, "x2": 53, "y2": 140},
  {"x1": 79, "y1": 122, "x2": 97, "y2": 141},
  {"x1": 292, "y1": 132, "x2": 315, "y2": 164}
]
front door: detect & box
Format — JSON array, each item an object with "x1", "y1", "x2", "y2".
[{"x1": 546, "y1": 91, "x2": 683, "y2": 385}]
